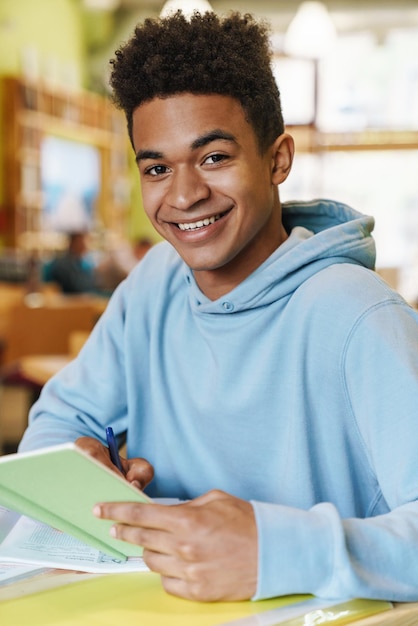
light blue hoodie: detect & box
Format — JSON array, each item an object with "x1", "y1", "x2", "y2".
[{"x1": 19, "y1": 199, "x2": 418, "y2": 601}]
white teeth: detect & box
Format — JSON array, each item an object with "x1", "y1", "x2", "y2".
[{"x1": 178, "y1": 214, "x2": 221, "y2": 231}]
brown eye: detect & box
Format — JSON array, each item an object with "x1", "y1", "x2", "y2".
[
  {"x1": 205, "y1": 153, "x2": 228, "y2": 165},
  {"x1": 146, "y1": 164, "x2": 169, "y2": 176}
]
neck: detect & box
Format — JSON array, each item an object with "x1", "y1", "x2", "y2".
[{"x1": 193, "y1": 222, "x2": 288, "y2": 301}]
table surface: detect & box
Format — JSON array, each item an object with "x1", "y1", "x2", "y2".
[
  {"x1": 17, "y1": 354, "x2": 71, "y2": 386},
  {"x1": 0, "y1": 569, "x2": 417, "y2": 625},
  {"x1": 357, "y1": 603, "x2": 418, "y2": 625}
]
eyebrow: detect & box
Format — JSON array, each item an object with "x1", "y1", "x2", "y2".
[
  {"x1": 135, "y1": 129, "x2": 237, "y2": 163},
  {"x1": 191, "y1": 129, "x2": 237, "y2": 150},
  {"x1": 135, "y1": 149, "x2": 163, "y2": 163}
]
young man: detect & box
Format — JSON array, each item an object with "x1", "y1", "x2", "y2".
[{"x1": 19, "y1": 12, "x2": 418, "y2": 603}]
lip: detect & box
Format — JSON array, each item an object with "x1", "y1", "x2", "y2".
[{"x1": 168, "y1": 208, "x2": 233, "y2": 240}]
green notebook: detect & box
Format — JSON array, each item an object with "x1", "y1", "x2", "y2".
[{"x1": 0, "y1": 443, "x2": 152, "y2": 560}]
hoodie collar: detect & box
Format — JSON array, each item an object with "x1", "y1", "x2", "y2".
[{"x1": 186, "y1": 199, "x2": 376, "y2": 314}]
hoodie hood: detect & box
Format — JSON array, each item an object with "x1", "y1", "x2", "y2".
[{"x1": 187, "y1": 199, "x2": 376, "y2": 313}]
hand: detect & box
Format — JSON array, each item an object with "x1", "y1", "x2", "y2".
[
  {"x1": 93, "y1": 489, "x2": 258, "y2": 601},
  {"x1": 75, "y1": 436, "x2": 154, "y2": 490}
]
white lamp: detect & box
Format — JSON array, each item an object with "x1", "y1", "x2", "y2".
[
  {"x1": 284, "y1": 1, "x2": 336, "y2": 60},
  {"x1": 83, "y1": 0, "x2": 120, "y2": 9},
  {"x1": 160, "y1": 0, "x2": 213, "y2": 19},
  {"x1": 284, "y1": 2, "x2": 337, "y2": 126}
]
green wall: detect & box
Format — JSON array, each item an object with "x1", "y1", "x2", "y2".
[
  {"x1": 0, "y1": 0, "x2": 154, "y2": 246},
  {"x1": 0, "y1": 0, "x2": 85, "y2": 84}
]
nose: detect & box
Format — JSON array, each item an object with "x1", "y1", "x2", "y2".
[{"x1": 164, "y1": 166, "x2": 210, "y2": 210}]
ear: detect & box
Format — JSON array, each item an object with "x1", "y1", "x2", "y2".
[{"x1": 270, "y1": 133, "x2": 295, "y2": 185}]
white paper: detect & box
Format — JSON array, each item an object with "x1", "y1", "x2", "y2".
[
  {"x1": 0, "y1": 562, "x2": 47, "y2": 586},
  {"x1": 0, "y1": 506, "x2": 149, "y2": 575}
]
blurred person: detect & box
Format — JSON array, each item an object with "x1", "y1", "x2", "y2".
[
  {"x1": 95, "y1": 235, "x2": 154, "y2": 293},
  {"x1": 43, "y1": 232, "x2": 96, "y2": 294},
  {"x1": 132, "y1": 236, "x2": 153, "y2": 263}
]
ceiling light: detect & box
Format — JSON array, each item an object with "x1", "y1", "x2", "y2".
[
  {"x1": 160, "y1": 0, "x2": 213, "y2": 19},
  {"x1": 284, "y1": 1, "x2": 337, "y2": 59},
  {"x1": 83, "y1": 0, "x2": 120, "y2": 10}
]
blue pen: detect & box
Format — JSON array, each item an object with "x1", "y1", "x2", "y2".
[{"x1": 106, "y1": 426, "x2": 125, "y2": 474}]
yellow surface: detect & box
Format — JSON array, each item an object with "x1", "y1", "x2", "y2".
[
  {"x1": 0, "y1": 572, "x2": 309, "y2": 626},
  {"x1": 281, "y1": 598, "x2": 393, "y2": 625}
]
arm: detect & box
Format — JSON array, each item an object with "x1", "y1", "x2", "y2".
[
  {"x1": 94, "y1": 492, "x2": 418, "y2": 603},
  {"x1": 19, "y1": 245, "x2": 172, "y2": 453},
  {"x1": 18, "y1": 282, "x2": 130, "y2": 452},
  {"x1": 252, "y1": 499, "x2": 418, "y2": 601},
  {"x1": 253, "y1": 299, "x2": 418, "y2": 601}
]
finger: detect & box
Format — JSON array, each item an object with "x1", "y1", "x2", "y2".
[
  {"x1": 76, "y1": 437, "x2": 122, "y2": 475},
  {"x1": 110, "y1": 524, "x2": 174, "y2": 555},
  {"x1": 93, "y1": 500, "x2": 183, "y2": 531},
  {"x1": 141, "y1": 550, "x2": 208, "y2": 595},
  {"x1": 187, "y1": 489, "x2": 231, "y2": 507},
  {"x1": 125, "y1": 458, "x2": 154, "y2": 490},
  {"x1": 76, "y1": 436, "x2": 105, "y2": 457},
  {"x1": 143, "y1": 551, "x2": 181, "y2": 577},
  {"x1": 161, "y1": 576, "x2": 199, "y2": 601},
  {"x1": 159, "y1": 562, "x2": 256, "y2": 603},
  {"x1": 160, "y1": 574, "x2": 225, "y2": 602}
]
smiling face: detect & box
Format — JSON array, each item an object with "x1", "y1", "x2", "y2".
[{"x1": 132, "y1": 93, "x2": 294, "y2": 299}]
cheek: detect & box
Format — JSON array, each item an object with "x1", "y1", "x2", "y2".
[
  {"x1": 141, "y1": 186, "x2": 162, "y2": 222},
  {"x1": 229, "y1": 166, "x2": 266, "y2": 200},
  {"x1": 234, "y1": 180, "x2": 266, "y2": 215}
]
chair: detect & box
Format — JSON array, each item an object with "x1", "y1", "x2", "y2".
[{"x1": 0, "y1": 298, "x2": 101, "y2": 454}]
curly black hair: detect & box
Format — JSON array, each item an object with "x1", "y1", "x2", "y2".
[{"x1": 109, "y1": 11, "x2": 284, "y2": 153}]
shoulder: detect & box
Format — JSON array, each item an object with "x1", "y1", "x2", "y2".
[
  {"x1": 300, "y1": 263, "x2": 405, "y2": 311},
  {"x1": 107, "y1": 241, "x2": 186, "y2": 310},
  {"x1": 292, "y1": 263, "x2": 418, "y2": 345},
  {"x1": 128, "y1": 241, "x2": 184, "y2": 285}
]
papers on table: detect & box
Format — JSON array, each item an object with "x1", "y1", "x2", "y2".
[
  {"x1": 0, "y1": 562, "x2": 48, "y2": 586},
  {"x1": 0, "y1": 505, "x2": 149, "y2": 585}
]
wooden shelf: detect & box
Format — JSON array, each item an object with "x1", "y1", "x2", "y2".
[
  {"x1": 287, "y1": 125, "x2": 418, "y2": 153},
  {"x1": 1, "y1": 77, "x2": 131, "y2": 251}
]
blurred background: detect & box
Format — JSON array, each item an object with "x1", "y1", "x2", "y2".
[
  {"x1": 0, "y1": 0, "x2": 418, "y2": 451},
  {"x1": 1, "y1": 0, "x2": 418, "y2": 297}
]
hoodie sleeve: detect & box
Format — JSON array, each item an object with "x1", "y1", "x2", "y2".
[
  {"x1": 252, "y1": 499, "x2": 418, "y2": 601},
  {"x1": 252, "y1": 296, "x2": 418, "y2": 602}
]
